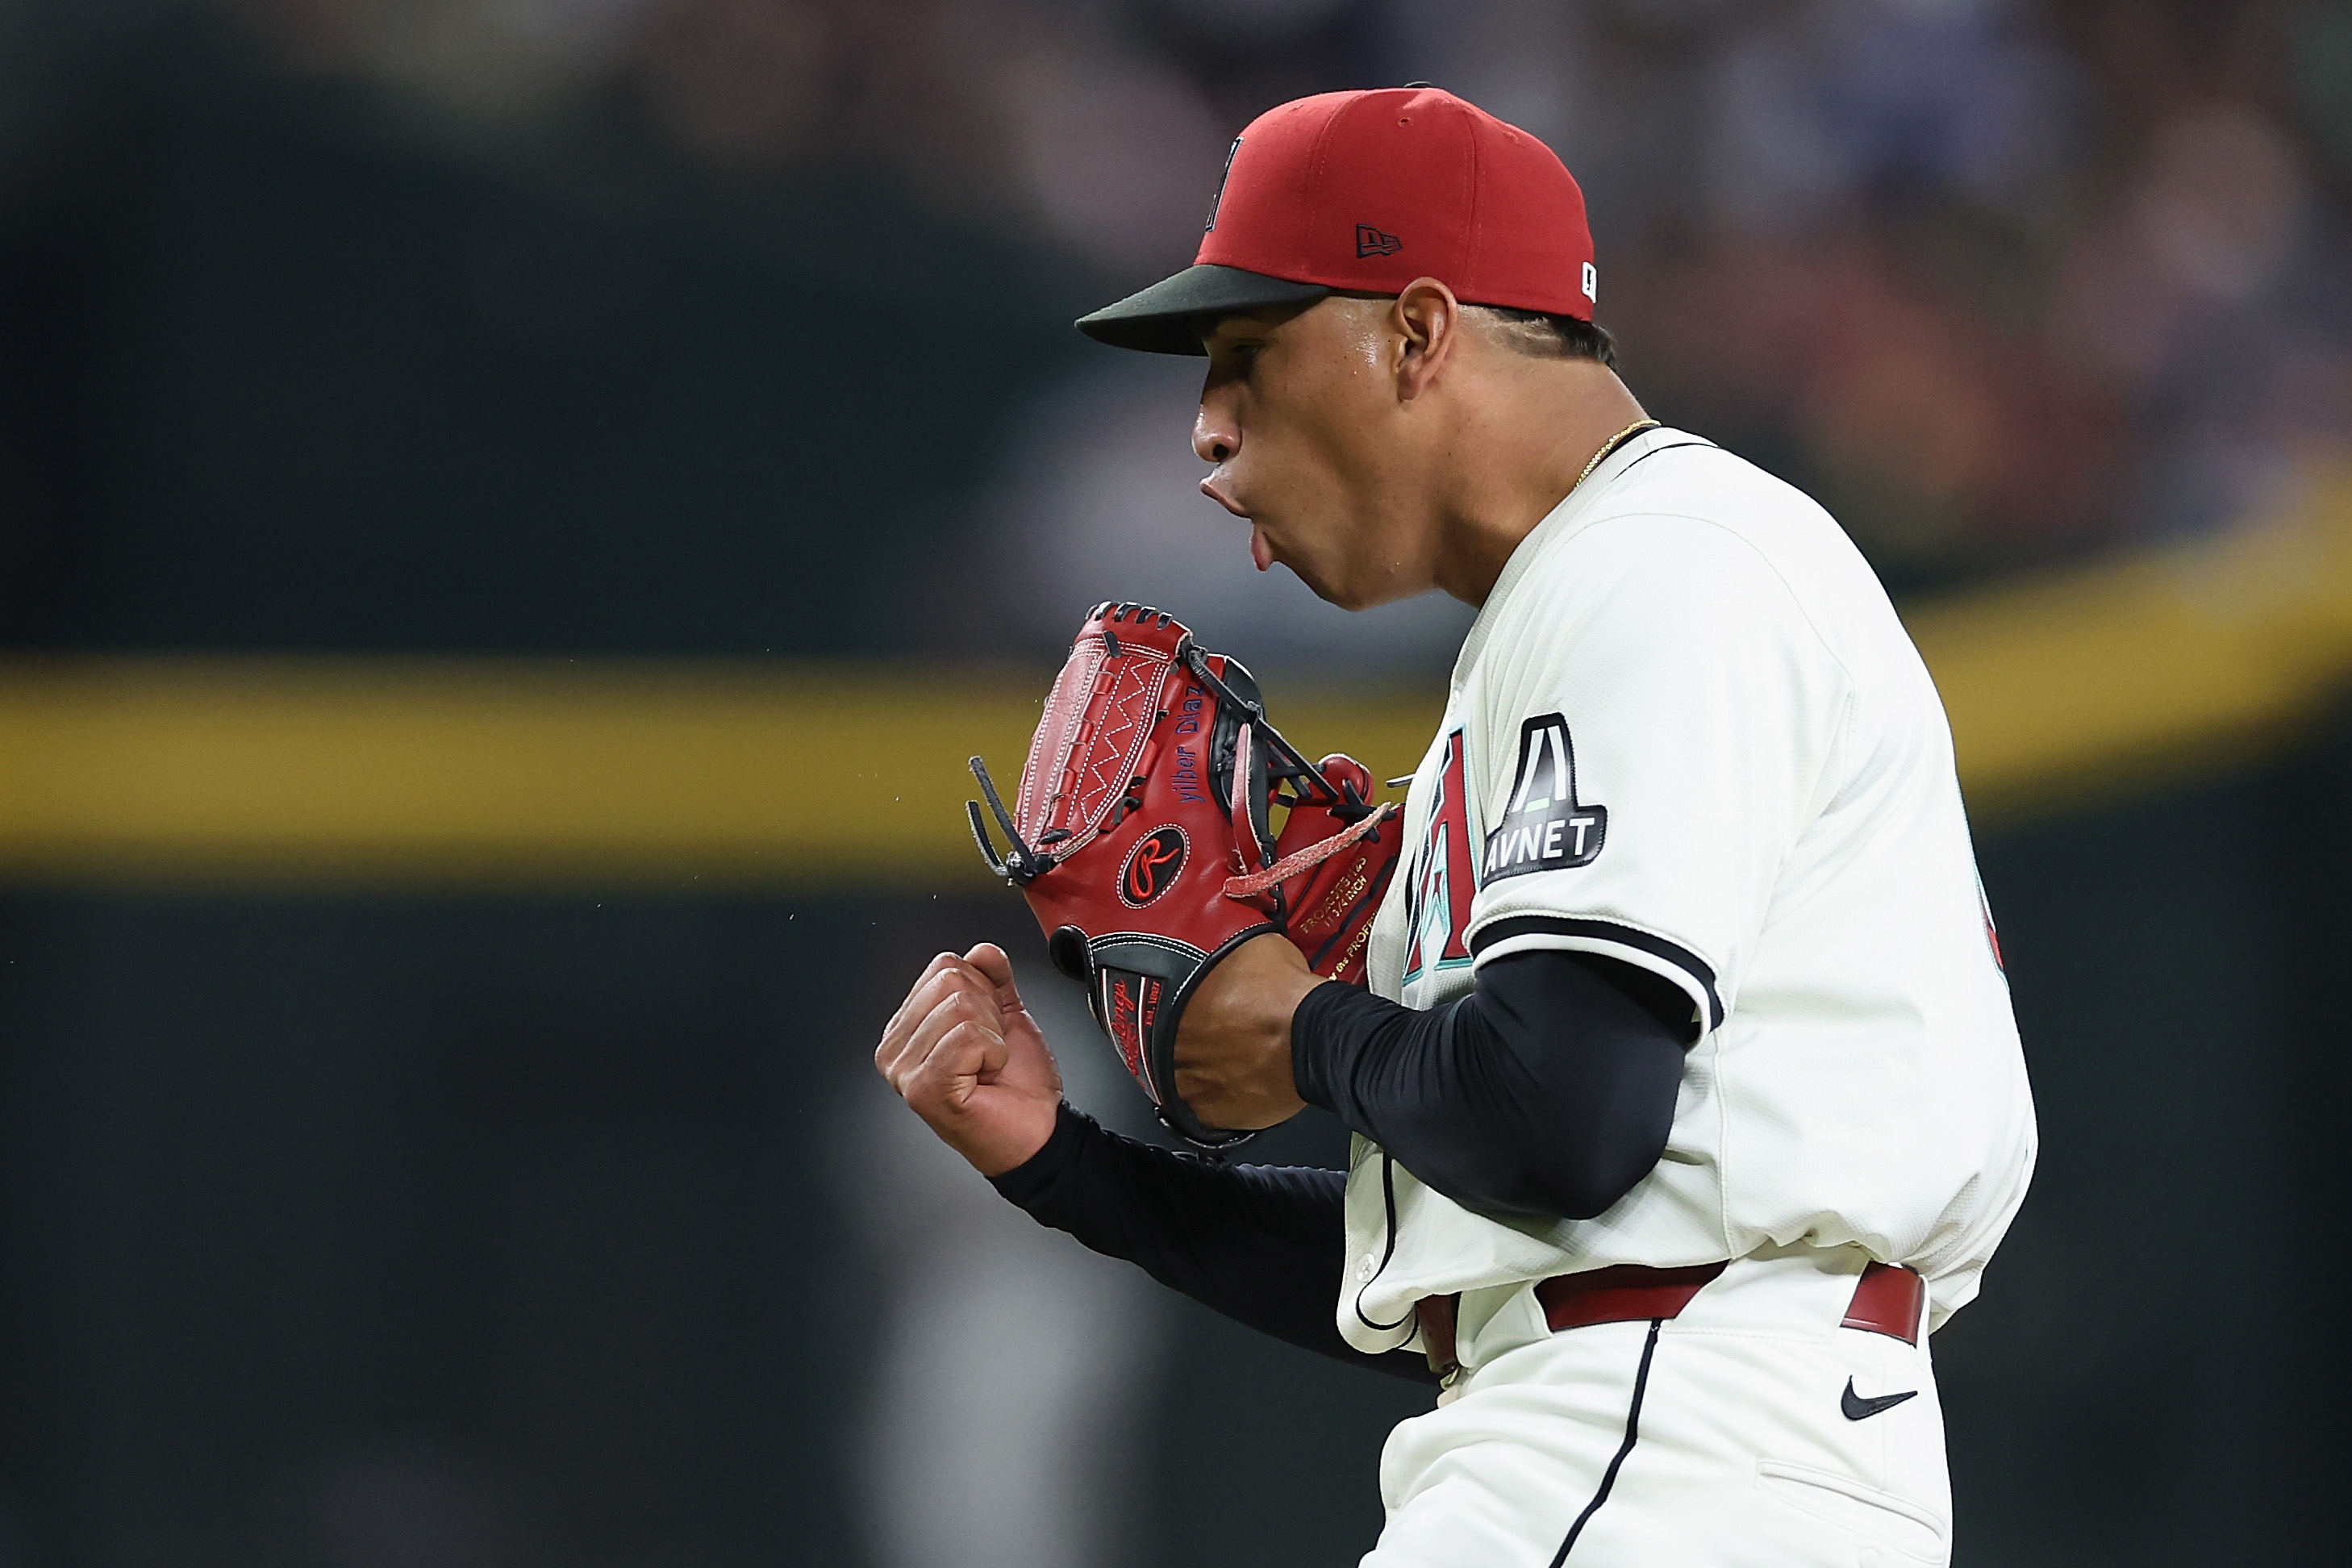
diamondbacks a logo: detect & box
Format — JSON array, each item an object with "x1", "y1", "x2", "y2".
[
  {"x1": 1120, "y1": 826, "x2": 1188, "y2": 907},
  {"x1": 1205, "y1": 136, "x2": 1242, "y2": 231},
  {"x1": 1356, "y1": 223, "x2": 1402, "y2": 257},
  {"x1": 1483, "y1": 715, "x2": 1607, "y2": 883},
  {"x1": 1401, "y1": 730, "x2": 1474, "y2": 982}
]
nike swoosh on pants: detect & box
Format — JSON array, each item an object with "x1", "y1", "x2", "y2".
[{"x1": 1840, "y1": 1377, "x2": 1919, "y2": 1421}]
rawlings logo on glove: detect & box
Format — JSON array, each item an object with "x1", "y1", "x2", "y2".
[{"x1": 968, "y1": 602, "x2": 1401, "y2": 1149}]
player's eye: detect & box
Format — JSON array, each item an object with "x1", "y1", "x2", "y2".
[{"x1": 1206, "y1": 339, "x2": 1259, "y2": 386}]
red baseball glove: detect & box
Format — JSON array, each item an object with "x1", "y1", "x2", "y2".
[{"x1": 968, "y1": 602, "x2": 1401, "y2": 1149}]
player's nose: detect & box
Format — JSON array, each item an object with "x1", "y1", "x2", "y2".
[{"x1": 1193, "y1": 398, "x2": 1238, "y2": 467}]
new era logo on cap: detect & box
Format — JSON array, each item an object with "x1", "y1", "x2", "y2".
[
  {"x1": 1356, "y1": 224, "x2": 1403, "y2": 257},
  {"x1": 1204, "y1": 136, "x2": 1243, "y2": 232}
]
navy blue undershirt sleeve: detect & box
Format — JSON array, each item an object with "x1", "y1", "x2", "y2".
[
  {"x1": 986, "y1": 950, "x2": 1686, "y2": 1378},
  {"x1": 990, "y1": 1103, "x2": 1440, "y2": 1384},
  {"x1": 1290, "y1": 950, "x2": 1690, "y2": 1220}
]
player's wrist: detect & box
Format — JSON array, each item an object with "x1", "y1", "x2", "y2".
[
  {"x1": 1170, "y1": 933, "x2": 1320, "y2": 1128},
  {"x1": 983, "y1": 1101, "x2": 1086, "y2": 1195},
  {"x1": 1286, "y1": 977, "x2": 1362, "y2": 1112},
  {"x1": 958, "y1": 1094, "x2": 1061, "y2": 1178}
]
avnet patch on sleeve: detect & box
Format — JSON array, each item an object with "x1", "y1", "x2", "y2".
[{"x1": 1481, "y1": 713, "x2": 1608, "y2": 883}]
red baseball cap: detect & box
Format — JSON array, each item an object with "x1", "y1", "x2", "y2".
[{"x1": 1078, "y1": 85, "x2": 1598, "y2": 356}]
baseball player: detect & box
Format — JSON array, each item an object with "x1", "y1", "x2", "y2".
[{"x1": 876, "y1": 86, "x2": 2034, "y2": 1566}]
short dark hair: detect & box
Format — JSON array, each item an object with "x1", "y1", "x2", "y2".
[{"x1": 1470, "y1": 306, "x2": 1618, "y2": 369}]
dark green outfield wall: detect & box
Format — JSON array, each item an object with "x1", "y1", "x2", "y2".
[
  {"x1": 1941, "y1": 716, "x2": 2352, "y2": 1565},
  {"x1": 0, "y1": 718, "x2": 2346, "y2": 1566}
]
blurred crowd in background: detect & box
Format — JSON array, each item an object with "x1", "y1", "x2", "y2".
[
  {"x1": 7, "y1": 0, "x2": 2350, "y2": 668},
  {"x1": 15, "y1": 2, "x2": 2349, "y2": 574}
]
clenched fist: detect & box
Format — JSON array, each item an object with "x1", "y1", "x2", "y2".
[{"x1": 874, "y1": 943, "x2": 1061, "y2": 1176}]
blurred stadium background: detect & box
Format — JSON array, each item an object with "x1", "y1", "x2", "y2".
[{"x1": 0, "y1": 0, "x2": 2349, "y2": 1562}]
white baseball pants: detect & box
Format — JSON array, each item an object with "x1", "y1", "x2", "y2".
[{"x1": 1361, "y1": 1247, "x2": 1952, "y2": 1568}]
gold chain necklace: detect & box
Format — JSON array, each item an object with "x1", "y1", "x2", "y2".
[{"x1": 1575, "y1": 418, "x2": 1662, "y2": 491}]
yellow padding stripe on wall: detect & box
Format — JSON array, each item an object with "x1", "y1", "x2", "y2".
[
  {"x1": 1912, "y1": 465, "x2": 2352, "y2": 810},
  {"x1": 0, "y1": 469, "x2": 2344, "y2": 889},
  {"x1": 0, "y1": 662, "x2": 1439, "y2": 887}
]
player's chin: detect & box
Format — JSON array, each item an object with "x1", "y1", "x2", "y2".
[
  {"x1": 1292, "y1": 565, "x2": 1383, "y2": 613},
  {"x1": 1274, "y1": 551, "x2": 1362, "y2": 610}
]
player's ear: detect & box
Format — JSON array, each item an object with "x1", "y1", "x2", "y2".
[{"x1": 1391, "y1": 278, "x2": 1462, "y2": 402}]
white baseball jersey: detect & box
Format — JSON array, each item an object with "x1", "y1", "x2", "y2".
[{"x1": 1339, "y1": 427, "x2": 2036, "y2": 1357}]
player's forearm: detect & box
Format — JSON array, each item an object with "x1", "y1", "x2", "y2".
[
  {"x1": 988, "y1": 1103, "x2": 1439, "y2": 1384},
  {"x1": 1290, "y1": 950, "x2": 1686, "y2": 1220}
]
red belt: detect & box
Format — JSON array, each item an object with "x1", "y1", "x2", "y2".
[{"x1": 1416, "y1": 1260, "x2": 1925, "y2": 1378}]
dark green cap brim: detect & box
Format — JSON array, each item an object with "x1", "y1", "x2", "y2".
[{"x1": 1075, "y1": 265, "x2": 1332, "y2": 355}]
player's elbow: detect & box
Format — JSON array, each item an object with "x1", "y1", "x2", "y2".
[
  {"x1": 1487, "y1": 1078, "x2": 1679, "y2": 1220},
  {"x1": 1539, "y1": 1124, "x2": 1671, "y2": 1220},
  {"x1": 1437, "y1": 1109, "x2": 1669, "y2": 1220}
]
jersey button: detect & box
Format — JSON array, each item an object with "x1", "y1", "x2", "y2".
[{"x1": 1357, "y1": 1253, "x2": 1378, "y2": 1282}]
